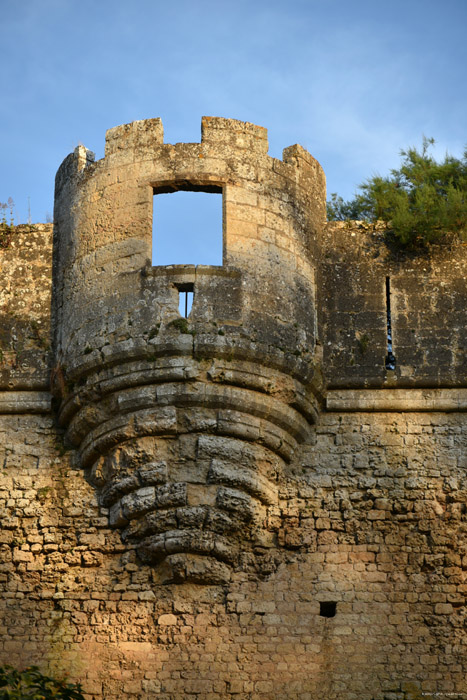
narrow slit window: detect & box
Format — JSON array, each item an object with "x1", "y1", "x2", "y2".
[
  {"x1": 385, "y1": 276, "x2": 396, "y2": 370},
  {"x1": 179, "y1": 290, "x2": 193, "y2": 317},
  {"x1": 176, "y1": 283, "x2": 194, "y2": 318},
  {"x1": 152, "y1": 187, "x2": 222, "y2": 266}
]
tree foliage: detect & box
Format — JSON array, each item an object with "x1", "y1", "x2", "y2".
[
  {"x1": 327, "y1": 138, "x2": 467, "y2": 247},
  {"x1": 0, "y1": 665, "x2": 84, "y2": 700}
]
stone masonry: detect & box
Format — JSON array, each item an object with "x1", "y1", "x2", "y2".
[{"x1": 0, "y1": 117, "x2": 466, "y2": 700}]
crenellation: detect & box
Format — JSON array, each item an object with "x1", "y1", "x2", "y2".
[
  {"x1": 104, "y1": 118, "x2": 164, "y2": 158},
  {"x1": 201, "y1": 116, "x2": 269, "y2": 153},
  {"x1": 0, "y1": 117, "x2": 466, "y2": 699}
]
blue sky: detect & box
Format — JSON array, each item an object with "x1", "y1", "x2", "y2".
[{"x1": 1, "y1": 0, "x2": 466, "y2": 240}]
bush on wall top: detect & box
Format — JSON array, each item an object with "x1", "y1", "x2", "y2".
[{"x1": 327, "y1": 138, "x2": 467, "y2": 248}]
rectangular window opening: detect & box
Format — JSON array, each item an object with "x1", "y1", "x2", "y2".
[
  {"x1": 385, "y1": 276, "x2": 396, "y2": 370},
  {"x1": 152, "y1": 186, "x2": 223, "y2": 266}
]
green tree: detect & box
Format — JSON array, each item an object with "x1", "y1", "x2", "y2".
[
  {"x1": 0, "y1": 665, "x2": 84, "y2": 700},
  {"x1": 327, "y1": 138, "x2": 467, "y2": 248}
]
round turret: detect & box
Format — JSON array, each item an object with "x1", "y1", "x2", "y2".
[{"x1": 51, "y1": 117, "x2": 326, "y2": 583}]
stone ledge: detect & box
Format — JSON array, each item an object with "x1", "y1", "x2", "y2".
[
  {"x1": 0, "y1": 391, "x2": 52, "y2": 414},
  {"x1": 326, "y1": 388, "x2": 467, "y2": 412}
]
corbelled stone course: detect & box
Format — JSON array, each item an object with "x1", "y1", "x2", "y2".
[{"x1": 0, "y1": 117, "x2": 465, "y2": 700}]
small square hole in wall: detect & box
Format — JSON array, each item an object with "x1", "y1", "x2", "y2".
[
  {"x1": 320, "y1": 602, "x2": 337, "y2": 618},
  {"x1": 152, "y1": 188, "x2": 222, "y2": 266}
]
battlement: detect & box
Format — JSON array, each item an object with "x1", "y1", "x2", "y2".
[
  {"x1": 103, "y1": 116, "x2": 268, "y2": 159},
  {"x1": 56, "y1": 116, "x2": 325, "y2": 217}
]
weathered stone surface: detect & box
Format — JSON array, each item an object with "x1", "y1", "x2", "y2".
[
  {"x1": 319, "y1": 221, "x2": 467, "y2": 388},
  {"x1": 0, "y1": 224, "x2": 52, "y2": 390},
  {"x1": 0, "y1": 117, "x2": 465, "y2": 699}
]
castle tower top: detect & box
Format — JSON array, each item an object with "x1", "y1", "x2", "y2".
[{"x1": 52, "y1": 117, "x2": 326, "y2": 380}]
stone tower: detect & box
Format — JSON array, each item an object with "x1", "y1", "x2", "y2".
[{"x1": 51, "y1": 117, "x2": 325, "y2": 583}]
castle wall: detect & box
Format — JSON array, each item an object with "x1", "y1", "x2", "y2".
[
  {"x1": 0, "y1": 224, "x2": 52, "y2": 391},
  {"x1": 320, "y1": 222, "x2": 467, "y2": 388},
  {"x1": 1, "y1": 409, "x2": 465, "y2": 699},
  {"x1": 0, "y1": 118, "x2": 466, "y2": 700}
]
